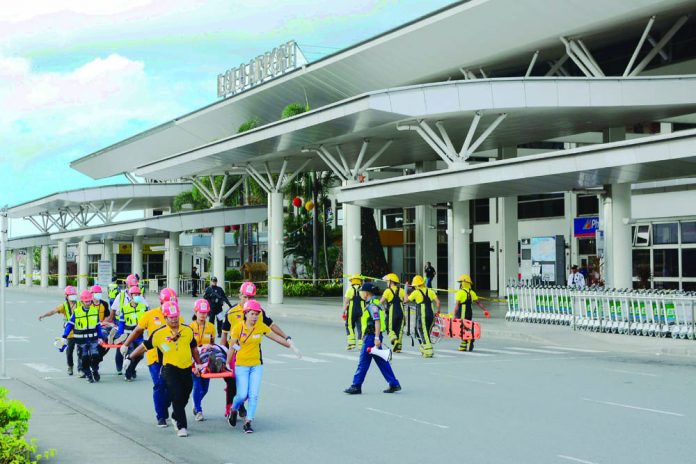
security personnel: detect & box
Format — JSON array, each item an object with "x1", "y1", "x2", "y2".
[
  {"x1": 116, "y1": 285, "x2": 148, "y2": 380},
  {"x1": 342, "y1": 274, "x2": 365, "y2": 350},
  {"x1": 380, "y1": 273, "x2": 405, "y2": 352},
  {"x1": 108, "y1": 281, "x2": 119, "y2": 306},
  {"x1": 60, "y1": 290, "x2": 105, "y2": 383},
  {"x1": 38, "y1": 286, "x2": 80, "y2": 376},
  {"x1": 453, "y1": 274, "x2": 490, "y2": 351},
  {"x1": 203, "y1": 276, "x2": 233, "y2": 337},
  {"x1": 344, "y1": 283, "x2": 401, "y2": 394},
  {"x1": 404, "y1": 275, "x2": 440, "y2": 358}
]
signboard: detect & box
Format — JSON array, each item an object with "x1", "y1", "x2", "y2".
[
  {"x1": 574, "y1": 216, "x2": 599, "y2": 237},
  {"x1": 217, "y1": 40, "x2": 307, "y2": 98},
  {"x1": 97, "y1": 260, "x2": 112, "y2": 289},
  {"x1": 531, "y1": 236, "x2": 556, "y2": 262}
]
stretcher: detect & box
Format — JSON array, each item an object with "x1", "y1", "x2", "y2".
[{"x1": 98, "y1": 339, "x2": 123, "y2": 349}]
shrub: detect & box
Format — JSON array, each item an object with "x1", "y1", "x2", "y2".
[
  {"x1": 224, "y1": 268, "x2": 243, "y2": 284},
  {"x1": 237, "y1": 118, "x2": 260, "y2": 133},
  {"x1": 281, "y1": 103, "x2": 307, "y2": 119},
  {"x1": 0, "y1": 387, "x2": 54, "y2": 463}
]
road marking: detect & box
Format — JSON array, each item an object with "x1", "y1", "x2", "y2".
[
  {"x1": 366, "y1": 407, "x2": 449, "y2": 429},
  {"x1": 261, "y1": 358, "x2": 286, "y2": 365},
  {"x1": 558, "y1": 455, "x2": 599, "y2": 464},
  {"x1": 318, "y1": 353, "x2": 358, "y2": 361},
  {"x1": 543, "y1": 346, "x2": 607, "y2": 353},
  {"x1": 24, "y1": 363, "x2": 60, "y2": 373},
  {"x1": 278, "y1": 354, "x2": 328, "y2": 363},
  {"x1": 475, "y1": 348, "x2": 524, "y2": 355},
  {"x1": 581, "y1": 398, "x2": 684, "y2": 417},
  {"x1": 437, "y1": 349, "x2": 492, "y2": 357},
  {"x1": 6, "y1": 335, "x2": 29, "y2": 343},
  {"x1": 603, "y1": 368, "x2": 658, "y2": 377},
  {"x1": 505, "y1": 347, "x2": 564, "y2": 354}
]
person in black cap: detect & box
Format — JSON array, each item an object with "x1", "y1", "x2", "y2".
[
  {"x1": 567, "y1": 264, "x2": 586, "y2": 288},
  {"x1": 203, "y1": 276, "x2": 233, "y2": 337},
  {"x1": 344, "y1": 282, "x2": 401, "y2": 395}
]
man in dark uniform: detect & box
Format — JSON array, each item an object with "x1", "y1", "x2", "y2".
[
  {"x1": 424, "y1": 261, "x2": 436, "y2": 288},
  {"x1": 203, "y1": 276, "x2": 233, "y2": 337},
  {"x1": 191, "y1": 266, "x2": 200, "y2": 297}
]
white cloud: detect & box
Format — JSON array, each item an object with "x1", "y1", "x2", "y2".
[{"x1": 0, "y1": 0, "x2": 154, "y2": 22}]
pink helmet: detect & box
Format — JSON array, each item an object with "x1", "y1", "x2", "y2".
[
  {"x1": 239, "y1": 281, "x2": 257, "y2": 297},
  {"x1": 125, "y1": 274, "x2": 138, "y2": 287},
  {"x1": 79, "y1": 290, "x2": 93, "y2": 303},
  {"x1": 243, "y1": 299, "x2": 262, "y2": 313},
  {"x1": 161, "y1": 301, "x2": 180, "y2": 318},
  {"x1": 129, "y1": 285, "x2": 141, "y2": 295},
  {"x1": 159, "y1": 287, "x2": 178, "y2": 304},
  {"x1": 64, "y1": 285, "x2": 77, "y2": 296},
  {"x1": 194, "y1": 299, "x2": 210, "y2": 313},
  {"x1": 90, "y1": 285, "x2": 102, "y2": 293}
]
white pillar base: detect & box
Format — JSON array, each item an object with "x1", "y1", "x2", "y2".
[
  {"x1": 269, "y1": 192, "x2": 284, "y2": 305},
  {"x1": 167, "y1": 232, "x2": 180, "y2": 291},
  {"x1": 343, "y1": 202, "x2": 362, "y2": 295}
]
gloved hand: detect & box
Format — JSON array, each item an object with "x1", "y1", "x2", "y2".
[
  {"x1": 288, "y1": 338, "x2": 302, "y2": 359},
  {"x1": 54, "y1": 337, "x2": 68, "y2": 352},
  {"x1": 483, "y1": 310, "x2": 491, "y2": 319},
  {"x1": 342, "y1": 311, "x2": 347, "y2": 321},
  {"x1": 123, "y1": 355, "x2": 131, "y2": 373},
  {"x1": 119, "y1": 344, "x2": 130, "y2": 357}
]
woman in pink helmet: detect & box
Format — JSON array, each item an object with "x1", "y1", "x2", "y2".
[
  {"x1": 226, "y1": 299, "x2": 294, "y2": 433},
  {"x1": 38, "y1": 285, "x2": 81, "y2": 376},
  {"x1": 111, "y1": 275, "x2": 148, "y2": 375},
  {"x1": 189, "y1": 299, "x2": 216, "y2": 421},
  {"x1": 59, "y1": 289, "x2": 106, "y2": 382}
]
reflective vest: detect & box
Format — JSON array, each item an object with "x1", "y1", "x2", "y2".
[
  {"x1": 108, "y1": 283, "x2": 119, "y2": 300},
  {"x1": 73, "y1": 303, "x2": 99, "y2": 340},
  {"x1": 349, "y1": 284, "x2": 364, "y2": 315},
  {"x1": 459, "y1": 287, "x2": 473, "y2": 315},
  {"x1": 361, "y1": 298, "x2": 386, "y2": 335},
  {"x1": 385, "y1": 286, "x2": 403, "y2": 314},
  {"x1": 121, "y1": 302, "x2": 147, "y2": 332},
  {"x1": 63, "y1": 301, "x2": 75, "y2": 338},
  {"x1": 415, "y1": 289, "x2": 434, "y2": 315}
]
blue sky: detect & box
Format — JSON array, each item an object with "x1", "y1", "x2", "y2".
[{"x1": 1, "y1": 0, "x2": 456, "y2": 208}]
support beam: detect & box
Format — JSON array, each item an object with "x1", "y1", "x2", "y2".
[
  {"x1": 78, "y1": 239, "x2": 88, "y2": 291},
  {"x1": 448, "y1": 200, "x2": 471, "y2": 312},
  {"x1": 464, "y1": 113, "x2": 507, "y2": 158},
  {"x1": 525, "y1": 50, "x2": 540, "y2": 77},
  {"x1": 25, "y1": 247, "x2": 33, "y2": 287},
  {"x1": 545, "y1": 54, "x2": 569, "y2": 77},
  {"x1": 460, "y1": 112, "x2": 482, "y2": 156},
  {"x1": 352, "y1": 140, "x2": 369, "y2": 178},
  {"x1": 0, "y1": 210, "x2": 7, "y2": 378},
  {"x1": 268, "y1": 191, "x2": 284, "y2": 304},
  {"x1": 497, "y1": 146, "x2": 518, "y2": 294},
  {"x1": 397, "y1": 124, "x2": 454, "y2": 167},
  {"x1": 132, "y1": 234, "x2": 143, "y2": 280},
  {"x1": 167, "y1": 232, "x2": 180, "y2": 290},
  {"x1": 630, "y1": 15, "x2": 689, "y2": 76},
  {"x1": 12, "y1": 251, "x2": 19, "y2": 287},
  {"x1": 212, "y1": 226, "x2": 226, "y2": 289},
  {"x1": 58, "y1": 241, "x2": 67, "y2": 289},
  {"x1": 624, "y1": 15, "x2": 656, "y2": 76},
  {"x1": 343, "y1": 200, "x2": 362, "y2": 295},
  {"x1": 40, "y1": 245, "x2": 49, "y2": 288},
  {"x1": 102, "y1": 239, "x2": 113, "y2": 263}
]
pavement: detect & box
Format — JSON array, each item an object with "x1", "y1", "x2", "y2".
[{"x1": 2, "y1": 286, "x2": 696, "y2": 464}]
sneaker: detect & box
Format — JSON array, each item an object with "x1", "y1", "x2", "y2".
[
  {"x1": 171, "y1": 418, "x2": 178, "y2": 430},
  {"x1": 132, "y1": 371, "x2": 137, "y2": 379},
  {"x1": 383, "y1": 385, "x2": 402, "y2": 393},
  {"x1": 195, "y1": 411, "x2": 204, "y2": 422},
  {"x1": 93, "y1": 371, "x2": 101, "y2": 382},
  {"x1": 346, "y1": 344, "x2": 356, "y2": 351},
  {"x1": 239, "y1": 404, "x2": 247, "y2": 418},
  {"x1": 227, "y1": 410, "x2": 238, "y2": 427},
  {"x1": 243, "y1": 422, "x2": 254, "y2": 434},
  {"x1": 177, "y1": 427, "x2": 188, "y2": 437},
  {"x1": 124, "y1": 375, "x2": 133, "y2": 382},
  {"x1": 157, "y1": 418, "x2": 168, "y2": 428},
  {"x1": 108, "y1": 327, "x2": 117, "y2": 345},
  {"x1": 67, "y1": 366, "x2": 74, "y2": 376},
  {"x1": 116, "y1": 370, "x2": 122, "y2": 375},
  {"x1": 343, "y1": 385, "x2": 362, "y2": 395},
  {"x1": 86, "y1": 375, "x2": 95, "y2": 383},
  {"x1": 78, "y1": 371, "x2": 86, "y2": 379}
]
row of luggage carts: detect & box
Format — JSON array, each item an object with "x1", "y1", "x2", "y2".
[{"x1": 505, "y1": 281, "x2": 696, "y2": 339}]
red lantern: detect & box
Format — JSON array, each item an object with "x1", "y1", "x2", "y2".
[
  {"x1": 292, "y1": 196, "x2": 302, "y2": 208},
  {"x1": 224, "y1": 225, "x2": 231, "y2": 232},
  {"x1": 231, "y1": 224, "x2": 240, "y2": 231}
]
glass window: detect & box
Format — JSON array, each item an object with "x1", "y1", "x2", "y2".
[
  {"x1": 653, "y1": 280, "x2": 679, "y2": 290},
  {"x1": 577, "y1": 194, "x2": 599, "y2": 216},
  {"x1": 632, "y1": 249, "x2": 650, "y2": 279},
  {"x1": 578, "y1": 238, "x2": 596, "y2": 255},
  {"x1": 518, "y1": 193, "x2": 565, "y2": 220},
  {"x1": 682, "y1": 282, "x2": 696, "y2": 291},
  {"x1": 633, "y1": 225, "x2": 650, "y2": 246},
  {"x1": 653, "y1": 223, "x2": 678, "y2": 245},
  {"x1": 653, "y1": 249, "x2": 678, "y2": 278},
  {"x1": 681, "y1": 222, "x2": 696, "y2": 243},
  {"x1": 682, "y1": 249, "x2": 696, "y2": 277},
  {"x1": 473, "y1": 199, "x2": 489, "y2": 224}
]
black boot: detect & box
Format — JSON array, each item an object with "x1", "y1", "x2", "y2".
[
  {"x1": 344, "y1": 385, "x2": 362, "y2": 395},
  {"x1": 383, "y1": 384, "x2": 402, "y2": 393}
]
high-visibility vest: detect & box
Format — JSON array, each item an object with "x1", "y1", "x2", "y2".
[
  {"x1": 108, "y1": 284, "x2": 119, "y2": 300},
  {"x1": 73, "y1": 303, "x2": 99, "y2": 340},
  {"x1": 63, "y1": 301, "x2": 75, "y2": 339},
  {"x1": 121, "y1": 302, "x2": 147, "y2": 332},
  {"x1": 361, "y1": 298, "x2": 386, "y2": 335}
]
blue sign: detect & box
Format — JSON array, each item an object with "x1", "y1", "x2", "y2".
[{"x1": 574, "y1": 217, "x2": 599, "y2": 237}]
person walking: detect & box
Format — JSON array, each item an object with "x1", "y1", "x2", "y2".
[
  {"x1": 121, "y1": 287, "x2": 180, "y2": 427},
  {"x1": 404, "y1": 275, "x2": 440, "y2": 358},
  {"x1": 452, "y1": 274, "x2": 490, "y2": 352},
  {"x1": 129, "y1": 301, "x2": 205, "y2": 437},
  {"x1": 191, "y1": 266, "x2": 200, "y2": 297},
  {"x1": 115, "y1": 286, "x2": 148, "y2": 381},
  {"x1": 111, "y1": 274, "x2": 147, "y2": 375},
  {"x1": 567, "y1": 265, "x2": 586, "y2": 288},
  {"x1": 380, "y1": 273, "x2": 405, "y2": 352},
  {"x1": 344, "y1": 283, "x2": 401, "y2": 395},
  {"x1": 90, "y1": 285, "x2": 113, "y2": 362},
  {"x1": 203, "y1": 276, "x2": 233, "y2": 337},
  {"x1": 189, "y1": 299, "x2": 216, "y2": 421},
  {"x1": 424, "y1": 262, "x2": 437, "y2": 288},
  {"x1": 38, "y1": 285, "x2": 80, "y2": 376},
  {"x1": 226, "y1": 299, "x2": 294, "y2": 433},
  {"x1": 59, "y1": 290, "x2": 105, "y2": 383},
  {"x1": 342, "y1": 274, "x2": 364, "y2": 350}
]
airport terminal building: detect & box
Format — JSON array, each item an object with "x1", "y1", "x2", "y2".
[{"x1": 6, "y1": 0, "x2": 696, "y2": 307}]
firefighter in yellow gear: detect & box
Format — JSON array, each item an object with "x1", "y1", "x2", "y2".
[
  {"x1": 453, "y1": 274, "x2": 490, "y2": 351},
  {"x1": 404, "y1": 275, "x2": 440, "y2": 358},
  {"x1": 380, "y1": 273, "x2": 405, "y2": 352},
  {"x1": 342, "y1": 274, "x2": 365, "y2": 350}
]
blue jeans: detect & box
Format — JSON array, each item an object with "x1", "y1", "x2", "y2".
[
  {"x1": 148, "y1": 362, "x2": 171, "y2": 421},
  {"x1": 192, "y1": 374, "x2": 210, "y2": 413},
  {"x1": 352, "y1": 334, "x2": 400, "y2": 388},
  {"x1": 426, "y1": 277, "x2": 433, "y2": 288},
  {"x1": 233, "y1": 365, "x2": 263, "y2": 421}
]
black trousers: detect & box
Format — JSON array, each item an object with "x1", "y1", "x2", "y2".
[
  {"x1": 76, "y1": 341, "x2": 101, "y2": 376},
  {"x1": 161, "y1": 365, "x2": 193, "y2": 429},
  {"x1": 224, "y1": 376, "x2": 236, "y2": 406},
  {"x1": 208, "y1": 310, "x2": 224, "y2": 337},
  {"x1": 66, "y1": 338, "x2": 76, "y2": 368}
]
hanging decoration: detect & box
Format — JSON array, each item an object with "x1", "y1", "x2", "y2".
[
  {"x1": 304, "y1": 200, "x2": 314, "y2": 211},
  {"x1": 292, "y1": 196, "x2": 303, "y2": 208}
]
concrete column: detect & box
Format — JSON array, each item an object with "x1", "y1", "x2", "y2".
[
  {"x1": 167, "y1": 232, "x2": 180, "y2": 291},
  {"x1": 497, "y1": 146, "x2": 518, "y2": 293},
  {"x1": 102, "y1": 239, "x2": 112, "y2": 262},
  {"x1": 12, "y1": 251, "x2": 19, "y2": 286},
  {"x1": 415, "y1": 161, "x2": 437, "y2": 282},
  {"x1": 212, "y1": 226, "x2": 225, "y2": 289},
  {"x1": 343, "y1": 202, "x2": 362, "y2": 294},
  {"x1": 132, "y1": 234, "x2": 143, "y2": 278},
  {"x1": 58, "y1": 241, "x2": 67, "y2": 289},
  {"x1": 78, "y1": 239, "x2": 88, "y2": 291},
  {"x1": 40, "y1": 245, "x2": 49, "y2": 288},
  {"x1": 603, "y1": 184, "x2": 632, "y2": 288},
  {"x1": 25, "y1": 247, "x2": 33, "y2": 287},
  {"x1": 268, "y1": 191, "x2": 284, "y2": 304},
  {"x1": 568, "y1": 192, "x2": 579, "y2": 268},
  {"x1": 448, "y1": 200, "x2": 471, "y2": 312}
]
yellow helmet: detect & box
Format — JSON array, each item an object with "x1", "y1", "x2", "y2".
[
  {"x1": 411, "y1": 275, "x2": 425, "y2": 287},
  {"x1": 383, "y1": 273, "x2": 399, "y2": 284},
  {"x1": 349, "y1": 274, "x2": 362, "y2": 284},
  {"x1": 457, "y1": 274, "x2": 473, "y2": 284}
]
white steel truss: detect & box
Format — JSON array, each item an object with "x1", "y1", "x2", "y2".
[
  {"x1": 188, "y1": 173, "x2": 247, "y2": 208},
  {"x1": 245, "y1": 159, "x2": 312, "y2": 194},
  {"x1": 22, "y1": 200, "x2": 134, "y2": 234},
  {"x1": 303, "y1": 139, "x2": 393, "y2": 182}
]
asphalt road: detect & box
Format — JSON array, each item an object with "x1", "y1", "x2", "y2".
[{"x1": 2, "y1": 288, "x2": 695, "y2": 464}]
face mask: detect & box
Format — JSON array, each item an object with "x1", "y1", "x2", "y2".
[
  {"x1": 133, "y1": 295, "x2": 144, "y2": 304},
  {"x1": 93, "y1": 293, "x2": 103, "y2": 300},
  {"x1": 67, "y1": 295, "x2": 77, "y2": 302}
]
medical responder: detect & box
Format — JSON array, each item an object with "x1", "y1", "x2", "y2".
[
  {"x1": 115, "y1": 285, "x2": 148, "y2": 380},
  {"x1": 404, "y1": 275, "x2": 441, "y2": 358},
  {"x1": 59, "y1": 290, "x2": 105, "y2": 383},
  {"x1": 342, "y1": 274, "x2": 364, "y2": 350},
  {"x1": 189, "y1": 299, "x2": 216, "y2": 421},
  {"x1": 203, "y1": 276, "x2": 233, "y2": 337},
  {"x1": 111, "y1": 274, "x2": 147, "y2": 374},
  {"x1": 38, "y1": 285, "x2": 80, "y2": 376},
  {"x1": 380, "y1": 273, "x2": 405, "y2": 352},
  {"x1": 120, "y1": 287, "x2": 179, "y2": 427},
  {"x1": 90, "y1": 285, "x2": 113, "y2": 362},
  {"x1": 130, "y1": 301, "x2": 205, "y2": 438},
  {"x1": 108, "y1": 280, "x2": 119, "y2": 306},
  {"x1": 226, "y1": 299, "x2": 293, "y2": 433},
  {"x1": 452, "y1": 274, "x2": 490, "y2": 352},
  {"x1": 344, "y1": 283, "x2": 401, "y2": 395}
]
